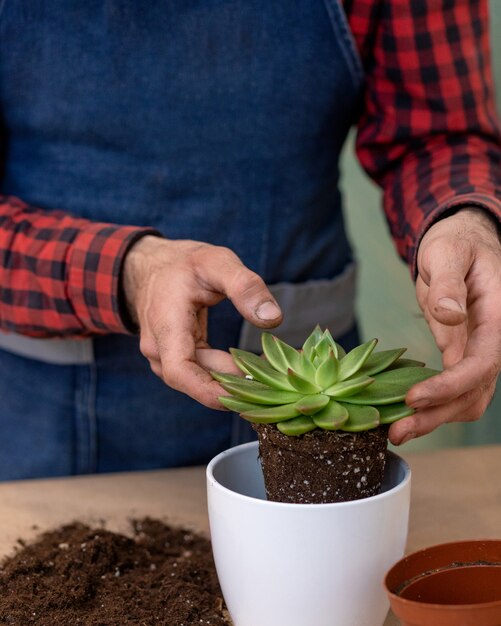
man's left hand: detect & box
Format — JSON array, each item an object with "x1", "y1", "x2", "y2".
[{"x1": 389, "y1": 207, "x2": 501, "y2": 445}]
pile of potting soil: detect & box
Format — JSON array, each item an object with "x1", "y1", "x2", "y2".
[{"x1": 0, "y1": 518, "x2": 231, "y2": 626}]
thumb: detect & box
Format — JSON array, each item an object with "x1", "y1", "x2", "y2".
[
  {"x1": 417, "y1": 218, "x2": 476, "y2": 327},
  {"x1": 198, "y1": 248, "x2": 283, "y2": 328},
  {"x1": 426, "y1": 265, "x2": 468, "y2": 326},
  {"x1": 227, "y1": 267, "x2": 283, "y2": 328}
]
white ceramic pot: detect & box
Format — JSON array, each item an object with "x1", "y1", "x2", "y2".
[{"x1": 207, "y1": 441, "x2": 411, "y2": 626}]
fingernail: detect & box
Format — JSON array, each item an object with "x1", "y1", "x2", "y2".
[
  {"x1": 256, "y1": 301, "x2": 281, "y2": 321},
  {"x1": 409, "y1": 397, "x2": 431, "y2": 409},
  {"x1": 399, "y1": 432, "x2": 416, "y2": 445},
  {"x1": 438, "y1": 297, "x2": 464, "y2": 313}
]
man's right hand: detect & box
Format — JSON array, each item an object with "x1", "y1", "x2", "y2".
[{"x1": 122, "y1": 236, "x2": 283, "y2": 408}]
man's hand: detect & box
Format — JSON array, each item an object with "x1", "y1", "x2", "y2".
[
  {"x1": 389, "y1": 208, "x2": 501, "y2": 445},
  {"x1": 123, "y1": 236, "x2": 282, "y2": 408}
]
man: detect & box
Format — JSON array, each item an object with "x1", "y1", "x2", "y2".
[{"x1": 0, "y1": 0, "x2": 499, "y2": 479}]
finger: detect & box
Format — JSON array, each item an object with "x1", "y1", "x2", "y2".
[
  {"x1": 139, "y1": 334, "x2": 160, "y2": 362},
  {"x1": 427, "y1": 270, "x2": 467, "y2": 326},
  {"x1": 414, "y1": 239, "x2": 501, "y2": 405},
  {"x1": 415, "y1": 274, "x2": 429, "y2": 314},
  {"x1": 195, "y1": 247, "x2": 283, "y2": 327},
  {"x1": 441, "y1": 325, "x2": 467, "y2": 368},
  {"x1": 416, "y1": 275, "x2": 466, "y2": 363},
  {"x1": 148, "y1": 356, "x2": 163, "y2": 378},
  {"x1": 158, "y1": 334, "x2": 225, "y2": 409},
  {"x1": 418, "y1": 239, "x2": 469, "y2": 326},
  {"x1": 417, "y1": 270, "x2": 467, "y2": 368},
  {"x1": 196, "y1": 348, "x2": 243, "y2": 375},
  {"x1": 425, "y1": 314, "x2": 467, "y2": 368},
  {"x1": 148, "y1": 351, "x2": 236, "y2": 410},
  {"x1": 406, "y1": 350, "x2": 497, "y2": 410},
  {"x1": 389, "y1": 380, "x2": 496, "y2": 444},
  {"x1": 143, "y1": 344, "x2": 227, "y2": 411},
  {"x1": 407, "y1": 282, "x2": 501, "y2": 408},
  {"x1": 145, "y1": 290, "x2": 227, "y2": 408},
  {"x1": 197, "y1": 307, "x2": 208, "y2": 343}
]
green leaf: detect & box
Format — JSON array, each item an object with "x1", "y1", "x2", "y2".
[
  {"x1": 385, "y1": 358, "x2": 426, "y2": 371},
  {"x1": 312, "y1": 400, "x2": 349, "y2": 430},
  {"x1": 230, "y1": 348, "x2": 265, "y2": 375},
  {"x1": 340, "y1": 367, "x2": 438, "y2": 405},
  {"x1": 230, "y1": 349, "x2": 296, "y2": 391},
  {"x1": 217, "y1": 381, "x2": 302, "y2": 406},
  {"x1": 324, "y1": 375, "x2": 374, "y2": 398},
  {"x1": 314, "y1": 336, "x2": 331, "y2": 361},
  {"x1": 261, "y1": 333, "x2": 289, "y2": 373},
  {"x1": 372, "y1": 366, "x2": 439, "y2": 385},
  {"x1": 321, "y1": 329, "x2": 347, "y2": 360},
  {"x1": 211, "y1": 372, "x2": 267, "y2": 388},
  {"x1": 277, "y1": 416, "x2": 317, "y2": 436},
  {"x1": 358, "y1": 349, "x2": 406, "y2": 376},
  {"x1": 338, "y1": 339, "x2": 378, "y2": 381},
  {"x1": 241, "y1": 403, "x2": 302, "y2": 424},
  {"x1": 295, "y1": 393, "x2": 330, "y2": 415},
  {"x1": 313, "y1": 355, "x2": 323, "y2": 368},
  {"x1": 321, "y1": 329, "x2": 338, "y2": 358},
  {"x1": 302, "y1": 325, "x2": 323, "y2": 360},
  {"x1": 218, "y1": 396, "x2": 267, "y2": 413},
  {"x1": 378, "y1": 403, "x2": 415, "y2": 425},
  {"x1": 287, "y1": 368, "x2": 321, "y2": 394},
  {"x1": 315, "y1": 350, "x2": 339, "y2": 389},
  {"x1": 340, "y1": 382, "x2": 407, "y2": 405},
  {"x1": 298, "y1": 352, "x2": 317, "y2": 384},
  {"x1": 275, "y1": 337, "x2": 302, "y2": 372},
  {"x1": 338, "y1": 403, "x2": 380, "y2": 432}
]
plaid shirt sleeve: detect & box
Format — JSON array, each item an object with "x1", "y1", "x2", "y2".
[
  {"x1": 346, "y1": 0, "x2": 501, "y2": 276},
  {"x1": 0, "y1": 195, "x2": 158, "y2": 337},
  {"x1": 2, "y1": 1, "x2": 500, "y2": 338}
]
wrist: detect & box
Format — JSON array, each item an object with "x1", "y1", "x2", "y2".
[
  {"x1": 440, "y1": 206, "x2": 501, "y2": 243},
  {"x1": 122, "y1": 235, "x2": 165, "y2": 327}
]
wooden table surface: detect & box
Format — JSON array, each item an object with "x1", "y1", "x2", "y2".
[{"x1": 1, "y1": 445, "x2": 500, "y2": 626}]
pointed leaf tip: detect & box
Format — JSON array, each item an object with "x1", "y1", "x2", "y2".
[
  {"x1": 312, "y1": 399, "x2": 349, "y2": 430},
  {"x1": 338, "y1": 338, "x2": 378, "y2": 381},
  {"x1": 218, "y1": 380, "x2": 302, "y2": 406},
  {"x1": 324, "y1": 375, "x2": 374, "y2": 398},
  {"x1": 337, "y1": 403, "x2": 380, "y2": 432},
  {"x1": 358, "y1": 348, "x2": 407, "y2": 376},
  {"x1": 295, "y1": 393, "x2": 330, "y2": 415},
  {"x1": 240, "y1": 402, "x2": 301, "y2": 424},
  {"x1": 261, "y1": 332, "x2": 289, "y2": 373},
  {"x1": 230, "y1": 350, "x2": 297, "y2": 391},
  {"x1": 377, "y1": 403, "x2": 415, "y2": 424},
  {"x1": 315, "y1": 350, "x2": 339, "y2": 389},
  {"x1": 287, "y1": 368, "x2": 321, "y2": 394},
  {"x1": 302, "y1": 325, "x2": 324, "y2": 358}
]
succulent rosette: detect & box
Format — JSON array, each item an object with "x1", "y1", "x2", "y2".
[{"x1": 212, "y1": 325, "x2": 439, "y2": 436}]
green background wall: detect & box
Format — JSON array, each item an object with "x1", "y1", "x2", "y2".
[{"x1": 340, "y1": 1, "x2": 501, "y2": 452}]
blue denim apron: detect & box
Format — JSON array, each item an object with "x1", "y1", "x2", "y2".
[{"x1": 0, "y1": 0, "x2": 363, "y2": 479}]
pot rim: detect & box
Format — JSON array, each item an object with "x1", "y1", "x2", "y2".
[
  {"x1": 207, "y1": 440, "x2": 410, "y2": 509},
  {"x1": 385, "y1": 539, "x2": 501, "y2": 612}
]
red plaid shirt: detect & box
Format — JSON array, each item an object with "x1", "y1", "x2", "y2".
[{"x1": 1, "y1": 0, "x2": 500, "y2": 337}]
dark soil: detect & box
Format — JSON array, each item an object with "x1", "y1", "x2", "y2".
[
  {"x1": 0, "y1": 518, "x2": 230, "y2": 626},
  {"x1": 254, "y1": 423, "x2": 389, "y2": 504}
]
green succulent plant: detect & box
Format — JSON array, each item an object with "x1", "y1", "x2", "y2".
[{"x1": 212, "y1": 326, "x2": 439, "y2": 436}]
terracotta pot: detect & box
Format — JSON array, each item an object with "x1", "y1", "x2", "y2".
[{"x1": 385, "y1": 539, "x2": 501, "y2": 626}]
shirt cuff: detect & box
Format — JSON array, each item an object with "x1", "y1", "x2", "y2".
[
  {"x1": 410, "y1": 192, "x2": 501, "y2": 280},
  {"x1": 67, "y1": 223, "x2": 161, "y2": 334}
]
